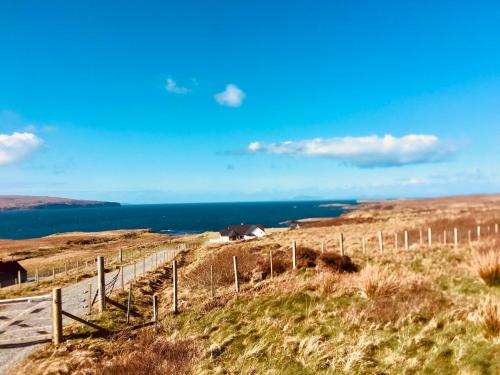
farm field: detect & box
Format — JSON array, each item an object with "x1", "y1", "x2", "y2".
[{"x1": 11, "y1": 194, "x2": 500, "y2": 374}]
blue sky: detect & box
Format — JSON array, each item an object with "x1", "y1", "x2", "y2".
[{"x1": 1, "y1": 1, "x2": 499, "y2": 203}]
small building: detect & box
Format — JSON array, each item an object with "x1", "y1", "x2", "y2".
[
  {"x1": 0, "y1": 261, "x2": 27, "y2": 287},
  {"x1": 219, "y1": 224, "x2": 266, "y2": 242}
]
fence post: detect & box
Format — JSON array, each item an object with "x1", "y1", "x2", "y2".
[
  {"x1": 378, "y1": 231, "x2": 384, "y2": 254},
  {"x1": 419, "y1": 229, "x2": 423, "y2": 246},
  {"x1": 52, "y1": 288, "x2": 63, "y2": 345},
  {"x1": 35, "y1": 268, "x2": 39, "y2": 284},
  {"x1": 52, "y1": 267, "x2": 56, "y2": 279},
  {"x1": 120, "y1": 266, "x2": 124, "y2": 291},
  {"x1": 18, "y1": 270, "x2": 21, "y2": 288},
  {"x1": 404, "y1": 231, "x2": 408, "y2": 250},
  {"x1": 87, "y1": 283, "x2": 92, "y2": 316},
  {"x1": 210, "y1": 264, "x2": 214, "y2": 298},
  {"x1": 172, "y1": 260, "x2": 178, "y2": 314},
  {"x1": 428, "y1": 228, "x2": 432, "y2": 247},
  {"x1": 233, "y1": 256, "x2": 240, "y2": 293},
  {"x1": 339, "y1": 233, "x2": 344, "y2": 256},
  {"x1": 64, "y1": 263, "x2": 68, "y2": 276},
  {"x1": 118, "y1": 248, "x2": 123, "y2": 264},
  {"x1": 362, "y1": 236, "x2": 366, "y2": 255},
  {"x1": 153, "y1": 295, "x2": 158, "y2": 323},
  {"x1": 97, "y1": 256, "x2": 105, "y2": 314},
  {"x1": 292, "y1": 241, "x2": 297, "y2": 269},
  {"x1": 126, "y1": 284, "x2": 132, "y2": 324},
  {"x1": 269, "y1": 250, "x2": 274, "y2": 278},
  {"x1": 454, "y1": 228, "x2": 458, "y2": 249},
  {"x1": 477, "y1": 225, "x2": 481, "y2": 242}
]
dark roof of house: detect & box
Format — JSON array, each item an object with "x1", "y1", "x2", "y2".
[
  {"x1": 219, "y1": 224, "x2": 265, "y2": 236},
  {"x1": 0, "y1": 261, "x2": 27, "y2": 275}
]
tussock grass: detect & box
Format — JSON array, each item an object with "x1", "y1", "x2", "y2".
[
  {"x1": 481, "y1": 298, "x2": 500, "y2": 336},
  {"x1": 472, "y1": 247, "x2": 500, "y2": 286},
  {"x1": 357, "y1": 264, "x2": 400, "y2": 299}
]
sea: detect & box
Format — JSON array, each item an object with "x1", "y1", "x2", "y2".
[{"x1": 0, "y1": 200, "x2": 356, "y2": 240}]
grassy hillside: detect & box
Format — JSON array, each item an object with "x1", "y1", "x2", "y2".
[{"x1": 15, "y1": 195, "x2": 500, "y2": 374}]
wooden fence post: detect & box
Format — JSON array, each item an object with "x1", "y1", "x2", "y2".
[
  {"x1": 292, "y1": 241, "x2": 297, "y2": 269},
  {"x1": 269, "y1": 250, "x2": 273, "y2": 278},
  {"x1": 52, "y1": 288, "x2": 63, "y2": 345},
  {"x1": 339, "y1": 233, "x2": 344, "y2": 256},
  {"x1": 87, "y1": 283, "x2": 92, "y2": 316},
  {"x1": 153, "y1": 295, "x2": 158, "y2": 323},
  {"x1": 233, "y1": 256, "x2": 240, "y2": 293},
  {"x1": 118, "y1": 248, "x2": 123, "y2": 264},
  {"x1": 428, "y1": 228, "x2": 432, "y2": 247},
  {"x1": 120, "y1": 266, "x2": 124, "y2": 291},
  {"x1": 35, "y1": 268, "x2": 39, "y2": 284},
  {"x1": 404, "y1": 231, "x2": 408, "y2": 250},
  {"x1": 454, "y1": 228, "x2": 458, "y2": 249},
  {"x1": 52, "y1": 267, "x2": 56, "y2": 279},
  {"x1": 419, "y1": 229, "x2": 423, "y2": 246},
  {"x1": 18, "y1": 270, "x2": 21, "y2": 288},
  {"x1": 126, "y1": 284, "x2": 132, "y2": 324},
  {"x1": 172, "y1": 260, "x2": 178, "y2": 314},
  {"x1": 477, "y1": 225, "x2": 481, "y2": 242},
  {"x1": 97, "y1": 256, "x2": 105, "y2": 314},
  {"x1": 378, "y1": 231, "x2": 384, "y2": 254},
  {"x1": 362, "y1": 236, "x2": 366, "y2": 255},
  {"x1": 210, "y1": 264, "x2": 214, "y2": 298}
]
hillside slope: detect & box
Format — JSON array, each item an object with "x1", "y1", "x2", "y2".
[{"x1": 0, "y1": 195, "x2": 120, "y2": 211}]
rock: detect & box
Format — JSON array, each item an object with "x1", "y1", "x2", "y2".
[{"x1": 252, "y1": 271, "x2": 267, "y2": 281}]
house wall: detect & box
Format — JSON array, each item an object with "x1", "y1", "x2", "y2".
[{"x1": 251, "y1": 228, "x2": 266, "y2": 237}]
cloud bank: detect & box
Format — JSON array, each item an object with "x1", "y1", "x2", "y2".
[
  {"x1": 215, "y1": 84, "x2": 245, "y2": 107},
  {"x1": 247, "y1": 134, "x2": 455, "y2": 168},
  {"x1": 0, "y1": 132, "x2": 43, "y2": 166},
  {"x1": 166, "y1": 78, "x2": 191, "y2": 94}
]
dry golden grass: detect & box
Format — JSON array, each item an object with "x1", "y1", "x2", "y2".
[
  {"x1": 356, "y1": 264, "x2": 400, "y2": 299},
  {"x1": 12, "y1": 194, "x2": 500, "y2": 374},
  {"x1": 480, "y1": 298, "x2": 500, "y2": 336},
  {"x1": 472, "y1": 246, "x2": 500, "y2": 286}
]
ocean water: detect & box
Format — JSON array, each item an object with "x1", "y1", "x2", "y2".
[{"x1": 0, "y1": 200, "x2": 356, "y2": 240}]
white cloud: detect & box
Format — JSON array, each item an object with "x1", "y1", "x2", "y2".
[
  {"x1": 0, "y1": 132, "x2": 43, "y2": 166},
  {"x1": 247, "y1": 134, "x2": 455, "y2": 168},
  {"x1": 166, "y1": 78, "x2": 191, "y2": 94},
  {"x1": 215, "y1": 84, "x2": 245, "y2": 107}
]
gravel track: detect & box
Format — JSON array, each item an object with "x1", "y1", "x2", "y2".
[{"x1": 0, "y1": 247, "x2": 180, "y2": 374}]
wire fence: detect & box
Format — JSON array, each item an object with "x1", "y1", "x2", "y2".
[{"x1": 0, "y1": 244, "x2": 189, "y2": 348}]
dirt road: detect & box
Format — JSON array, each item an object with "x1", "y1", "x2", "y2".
[{"x1": 0, "y1": 247, "x2": 180, "y2": 374}]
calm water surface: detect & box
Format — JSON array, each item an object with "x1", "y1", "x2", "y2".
[{"x1": 0, "y1": 200, "x2": 356, "y2": 240}]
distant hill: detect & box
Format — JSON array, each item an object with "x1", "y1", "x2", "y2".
[{"x1": 0, "y1": 196, "x2": 121, "y2": 211}]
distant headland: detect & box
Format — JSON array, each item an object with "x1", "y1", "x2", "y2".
[{"x1": 0, "y1": 196, "x2": 121, "y2": 211}]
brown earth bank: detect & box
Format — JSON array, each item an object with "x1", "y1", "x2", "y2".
[
  {"x1": 7, "y1": 193, "x2": 500, "y2": 374},
  {"x1": 0, "y1": 195, "x2": 120, "y2": 211}
]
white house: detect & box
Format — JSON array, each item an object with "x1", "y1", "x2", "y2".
[{"x1": 218, "y1": 224, "x2": 266, "y2": 242}]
